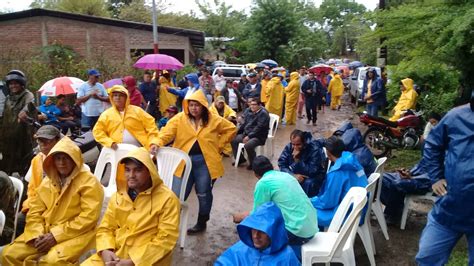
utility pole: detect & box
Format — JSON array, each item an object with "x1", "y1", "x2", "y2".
[
  {"x1": 377, "y1": 0, "x2": 387, "y2": 67},
  {"x1": 152, "y1": 0, "x2": 159, "y2": 53}
]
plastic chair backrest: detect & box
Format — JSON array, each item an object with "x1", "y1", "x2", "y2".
[
  {"x1": 323, "y1": 147, "x2": 331, "y2": 173},
  {"x1": 327, "y1": 187, "x2": 368, "y2": 258},
  {"x1": 0, "y1": 211, "x2": 5, "y2": 236},
  {"x1": 156, "y1": 147, "x2": 192, "y2": 202},
  {"x1": 366, "y1": 173, "x2": 380, "y2": 222},
  {"x1": 93, "y1": 144, "x2": 138, "y2": 196},
  {"x1": 9, "y1": 176, "x2": 24, "y2": 241},
  {"x1": 268, "y1": 114, "x2": 279, "y2": 137},
  {"x1": 374, "y1": 157, "x2": 387, "y2": 201}
]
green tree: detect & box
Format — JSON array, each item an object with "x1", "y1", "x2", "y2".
[{"x1": 30, "y1": 0, "x2": 109, "y2": 16}]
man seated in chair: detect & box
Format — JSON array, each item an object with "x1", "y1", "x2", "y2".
[
  {"x1": 0, "y1": 171, "x2": 16, "y2": 246},
  {"x1": 231, "y1": 98, "x2": 270, "y2": 170},
  {"x1": 310, "y1": 136, "x2": 368, "y2": 228},
  {"x1": 278, "y1": 129, "x2": 326, "y2": 197},
  {"x1": 216, "y1": 202, "x2": 300, "y2": 266},
  {"x1": 82, "y1": 147, "x2": 180, "y2": 266},
  {"x1": 1, "y1": 137, "x2": 104, "y2": 265}
]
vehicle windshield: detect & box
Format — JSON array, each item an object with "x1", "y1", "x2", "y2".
[
  {"x1": 359, "y1": 70, "x2": 367, "y2": 80},
  {"x1": 221, "y1": 68, "x2": 243, "y2": 78}
]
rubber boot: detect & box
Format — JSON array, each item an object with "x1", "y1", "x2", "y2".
[{"x1": 187, "y1": 214, "x2": 209, "y2": 235}]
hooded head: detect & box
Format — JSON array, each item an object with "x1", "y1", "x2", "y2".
[
  {"x1": 366, "y1": 68, "x2": 378, "y2": 80},
  {"x1": 109, "y1": 85, "x2": 130, "y2": 111},
  {"x1": 118, "y1": 147, "x2": 163, "y2": 192},
  {"x1": 237, "y1": 202, "x2": 288, "y2": 254},
  {"x1": 182, "y1": 89, "x2": 210, "y2": 125},
  {"x1": 43, "y1": 137, "x2": 85, "y2": 185},
  {"x1": 290, "y1": 71, "x2": 299, "y2": 81},
  {"x1": 400, "y1": 78, "x2": 414, "y2": 92},
  {"x1": 123, "y1": 76, "x2": 137, "y2": 91},
  {"x1": 341, "y1": 128, "x2": 365, "y2": 152},
  {"x1": 185, "y1": 73, "x2": 200, "y2": 89}
]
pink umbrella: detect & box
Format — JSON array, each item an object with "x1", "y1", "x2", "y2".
[
  {"x1": 38, "y1": 77, "x2": 84, "y2": 96},
  {"x1": 133, "y1": 54, "x2": 184, "y2": 70},
  {"x1": 309, "y1": 64, "x2": 333, "y2": 75},
  {"x1": 104, "y1": 78, "x2": 123, "y2": 89}
]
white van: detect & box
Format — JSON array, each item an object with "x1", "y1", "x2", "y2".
[
  {"x1": 212, "y1": 66, "x2": 247, "y2": 82},
  {"x1": 349, "y1": 67, "x2": 381, "y2": 103}
]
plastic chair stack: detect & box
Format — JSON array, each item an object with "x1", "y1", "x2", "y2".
[
  {"x1": 301, "y1": 187, "x2": 368, "y2": 265},
  {"x1": 234, "y1": 114, "x2": 279, "y2": 168},
  {"x1": 357, "y1": 173, "x2": 381, "y2": 266},
  {"x1": 9, "y1": 176, "x2": 24, "y2": 242},
  {"x1": 155, "y1": 147, "x2": 192, "y2": 249},
  {"x1": 370, "y1": 157, "x2": 390, "y2": 240},
  {"x1": 93, "y1": 143, "x2": 138, "y2": 199}
]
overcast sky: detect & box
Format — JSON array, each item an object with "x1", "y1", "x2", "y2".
[{"x1": 1, "y1": 0, "x2": 379, "y2": 15}]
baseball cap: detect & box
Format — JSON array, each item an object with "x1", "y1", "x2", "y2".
[
  {"x1": 248, "y1": 72, "x2": 257, "y2": 78},
  {"x1": 216, "y1": 96, "x2": 225, "y2": 103},
  {"x1": 35, "y1": 125, "x2": 61, "y2": 140},
  {"x1": 166, "y1": 105, "x2": 178, "y2": 113},
  {"x1": 87, "y1": 69, "x2": 101, "y2": 76},
  {"x1": 240, "y1": 73, "x2": 247, "y2": 77}
]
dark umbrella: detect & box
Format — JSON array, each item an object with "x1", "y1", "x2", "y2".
[
  {"x1": 349, "y1": 61, "x2": 364, "y2": 69},
  {"x1": 260, "y1": 59, "x2": 278, "y2": 68}
]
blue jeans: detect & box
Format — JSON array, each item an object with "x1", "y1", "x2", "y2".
[
  {"x1": 366, "y1": 103, "x2": 379, "y2": 117},
  {"x1": 81, "y1": 114, "x2": 99, "y2": 129},
  {"x1": 172, "y1": 154, "x2": 214, "y2": 216},
  {"x1": 416, "y1": 212, "x2": 474, "y2": 266}
]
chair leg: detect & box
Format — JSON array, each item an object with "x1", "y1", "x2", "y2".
[
  {"x1": 179, "y1": 204, "x2": 189, "y2": 249},
  {"x1": 340, "y1": 246, "x2": 356, "y2": 266},
  {"x1": 400, "y1": 197, "x2": 410, "y2": 230},
  {"x1": 372, "y1": 201, "x2": 389, "y2": 240},
  {"x1": 357, "y1": 225, "x2": 376, "y2": 266},
  {"x1": 234, "y1": 144, "x2": 244, "y2": 168}
]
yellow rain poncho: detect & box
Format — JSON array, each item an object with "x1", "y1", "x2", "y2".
[
  {"x1": 93, "y1": 85, "x2": 160, "y2": 150},
  {"x1": 82, "y1": 148, "x2": 180, "y2": 266},
  {"x1": 21, "y1": 153, "x2": 46, "y2": 213},
  {"x1": 159, "y1": 76, "x2": 178, "y2": 115},
  {"x1": 158, "y1": 90, "x2": 237, "y2": 179},
  {"x1": 390, "y1": 78, "x2": 418, "y2": 121},
  {"x1": 260, "y1": 78, "x2": 270, "y2": 104},
  {"x1": 284, "y1": 72, "x2": 300, "y2": 125},
  {"x1": 209, "y1": 102, "x2": 237, "y2": 156},
  {"x1": 265, "y1": 76, "x2": 284, "y2": 119},
  {"x1": 328, "y1": 74, "x2": 344, "y2": 110},
  {"x1": 2, "y1": 137, "x2": 104, "y2": 265}
]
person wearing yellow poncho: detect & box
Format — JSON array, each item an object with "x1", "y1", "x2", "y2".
[
  {"x1": 159, "y1": 71, "x2": 178, "y2": 116},
  {"x1": 81, "y1": 147, "x2": 180, "y2": 266},
  {"x1": 209, "y1": 96, "x2": 237, "y2": 156},
  {"x1": 260, "y1": 71, "x2": 272, "y2": 104},
  {"x1": 2, "y1": 137, "x2": 103, "y2": 265},
  {"x1": 328, "y1": 70, "x2": 344, "y2": 110},
  {"x1": 265, "y1": 74, "x2": 284, "y2": 120},
  {"x1": 284, "y1": 72, "x2": 300, "y2": 125},
  {"x1": 389, "y1": 78, "x2": 418, "y2": 121}
]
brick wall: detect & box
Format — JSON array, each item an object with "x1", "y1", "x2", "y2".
[{"x1": 0, "y1": 16, "x2": 193, "y2": 64}]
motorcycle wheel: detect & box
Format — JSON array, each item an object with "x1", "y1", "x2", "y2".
[{"x1": 363, "y1": 127, "x2": 390, "y2": 158}]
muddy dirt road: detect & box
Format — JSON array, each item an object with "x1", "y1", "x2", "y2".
[{"x1": 172, "y1": 94, "x2": 431, "y2": 266}]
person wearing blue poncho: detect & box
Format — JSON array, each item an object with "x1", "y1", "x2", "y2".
[
  {"x1": 215, "y1": 202, "x2": 300, "y2": 266},
  {"x1": 311, "y1": 136, "x2": 368, "y2": 228}
]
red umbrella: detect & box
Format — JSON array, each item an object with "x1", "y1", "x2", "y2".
[
  {"x1": 38, "y1": 77, "x2": 84, "y2": 96},
  {"x1": 309, "y1": 64, "x2": 333, "y2": 75},
  {"x1": 133, "y1": 54, "x2": 184, "y2": 70}
]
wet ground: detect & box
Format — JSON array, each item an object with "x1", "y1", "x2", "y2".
[{"x1": 171, "y1": 93, "x2": 434, "y2": 266}]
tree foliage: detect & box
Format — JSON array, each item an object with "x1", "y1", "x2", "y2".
[{"x1": 31, "y1": 0, "x2": 110, "y2": 16}]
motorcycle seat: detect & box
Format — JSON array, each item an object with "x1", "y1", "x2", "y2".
[{"x1": 368, "y1": 115, "x2": 398, "y2": 127}]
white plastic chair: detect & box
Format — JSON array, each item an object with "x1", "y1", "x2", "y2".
[
  {"x1": 323, "y1": 147, "x2": 330, "y2": 173},
  {"x1": 302, "y1": 187, "x2": 368, "y2": 266},
  {"x1": 155, "y1": 147, "x2": 192, "y2": 249},
  {"x1": 234, "y1": 114, "x2": 279, "y2": 167},
  {"x1": 0, "y1": 211, "x2": 5, "y2": 237},
  {"x1": 93, "y1": 143, "x2": 138, "y2": 199},
  {"x1": 9, "y1": 176, "x2": 24, "y2": 242},
  {"x1": 357, "y1": 173, "x2": 380, "y2": 266},
  {"x1": 371, "y1": 157, "x2": 389, "y2": 240},
  {"x1": 400, "y1": 192, "x2": 437, "y2": 230}
]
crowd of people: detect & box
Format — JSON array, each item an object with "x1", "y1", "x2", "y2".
[{"x1": 0, "y1": 61, "x2": 472, "y2": 266}]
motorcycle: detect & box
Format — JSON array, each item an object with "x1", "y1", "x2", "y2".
[{"x1": 358, "y1": 110, "x2": 424, "y2": 158}]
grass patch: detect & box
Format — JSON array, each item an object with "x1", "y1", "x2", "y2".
[
  {"x1": 448, "y1": 238, "x2": 469, "y2": 266},
  {"x1": 385, "y1": 149, "x2": 422, "y2": 172}
]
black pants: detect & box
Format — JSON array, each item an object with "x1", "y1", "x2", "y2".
[
  {"x1": 231, "y1": 134, "x2": 263, "y2": 166},
  {"x1": 305, "y1": 98, "x2": 317, "y2": 123}
]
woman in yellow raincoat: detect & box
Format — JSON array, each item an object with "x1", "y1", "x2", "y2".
[
  {"x1": 81, "y1": 148, "x2": 180, "y2": 266},
  {"x1": 328, "y1": 70, "x2": 344, "y2": 110},
  {"x1": 2, "y1": 137, "x2": 103, "y2": 265},
  {"x1": 389, "y1": 78, "x2": 418, "y2": 121},
  {"x1": 284, "y1": 72, "x2": 300, "y2": 125},
  {"x1": 209, "y1": 96, "x2": 237, "y2": 156},
  {"x1": 93, "y1": 85, "x2": 160, "y2": 153},
  {"x1": 260, "y1": 71, "x2": 272, "y2": 104},
  {"x1": 265, "y1": 74, "x2": 284, "y2": 119},
  {"x1": 159, "y1": 71, "x2": 178, "y2": 116},
  {"x1": 158, "y1": 90, "x2": 236, "y2": 234}
]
